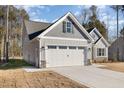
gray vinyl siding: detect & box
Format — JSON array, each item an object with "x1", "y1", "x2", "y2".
[
  {"x1": 23, "y1": 39, "x2": 39, "y2": 67},
  {"x1": 93, "y1": 39, "x2": 108, "y2": 62},
  {"x1": 22, "y1": 24, "x2": 39, "y2": 67},
  {"x1": 108, "y1": 37, "x2": 124, "y2": 61},
  {"x1": 45, "y1": 17, "x2": 89, "y2": 39}
]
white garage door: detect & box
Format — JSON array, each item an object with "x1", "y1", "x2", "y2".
[{"x1": 46, "y1": 45, "x2": 85, "y2": 67}]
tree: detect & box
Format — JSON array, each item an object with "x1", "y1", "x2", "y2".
[
  {"x1": 0, "y1": 5, "x2": 29, "y2": 62},
  {"x1": 0, "y1": 27, "x2": 4, "y2": 61},
  {"x1": 8, "y1": 6, "x2": 29, "y2": 58},
  {"x1": 110, "y1": 5, "x2": 122, "y2": 61},
  {"x1": 81, "y1": 5, "x2": 107, "y2": 39},
  {"x1": 79, "y1": 7, "x2": 90, "y2": 27},
  {"x1": 89, "y1": 5, "x2": 98, "y2": 23},
  {"x1": 0, "y1": 6, "x2": 6, "y2": 61},
  {"x1": 111, "y1": 6, "x2": 122, "y2": 39}
]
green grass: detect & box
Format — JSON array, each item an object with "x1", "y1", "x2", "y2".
[{"x1": 0, "y1": 59, "x2": 32, "y2": 69}]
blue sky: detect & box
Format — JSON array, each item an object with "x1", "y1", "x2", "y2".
[{"x1": 16, "y1": 5, "x2": 124, "y2": 40}]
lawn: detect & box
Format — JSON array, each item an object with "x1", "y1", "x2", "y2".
[
  {"x1": 96, "y1": 62, "x2": 124, "y2": 73},
  {"x1": 0, "y1": 59, "x2": 32, "y2": 69},
  {"x1": 0, "y1": 59, "x2": 87, "y2": 88}
]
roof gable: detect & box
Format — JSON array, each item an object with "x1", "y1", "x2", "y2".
[
  {"x1": 24, "y1": 12, "x2": 94, "y2": 42},
  {"x1": 95, "y1": 37, "x2": 109, "y2": 47},
  {"x1": 88, "y1": 27, "x2": 110, "y2": 46},
  {"x1": 91, "y1": 28, "x2": 110, "y2": 46},
  {"x1": 95, "y1": 38, "x2": 107, "y2": 47},
  {"x1": 38, "y1": 12, "x2": 94, "y2": 42},
  {"x1": 44, "y1": 15, "x2": 91, "y2": 40}
]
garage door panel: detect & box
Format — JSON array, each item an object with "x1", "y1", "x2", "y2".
[{"x1": 46, "y1": 46, "x2": 85, "y2": 67}]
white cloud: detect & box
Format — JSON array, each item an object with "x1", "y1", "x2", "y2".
[
  {"x1": 30, "y1": 11, "x2": 37, "y2": 16},
  {"x1": 77, "y1": 5, "x2": 105, "y2": 10},
  {"x1": 32, "y1": 18, "x2": 48, "y2": 22},
  {"x1": 108, "y1": 20, "x2": 124, "y2": 26},
  {"x1": 74, "y1": 11, "x2": 80, "y2": 16},
  {"x1": 119, "y1": 20, "x2": 124, "y2": 24},
  {"x1": 15, "y1": 5, "x2": 46, "y2": 12},
  {"x1": 77, "y1": 5, "x2": 82, "y2": 9},
  {"x1": 15, "y1": 5, "x2": 49, "y2": 22},
  {"x1": 52, "y1": 18, "x2": 59, "y2": 23},
  {"x1": 107, "y1": 19, "x2": 124, "y2": 37},
  {"x1": 83, "y1": 5, "x2": 91, "y2": 9},
  {"x1": 77, "y1": 5, "x2": 91, "y2": 10},
  {"x1": 36, "y1": 6, "x2": 45, "y2": 9},
  {"x1": 97, "y1": 5, "x2": 106, "y2": 9}
]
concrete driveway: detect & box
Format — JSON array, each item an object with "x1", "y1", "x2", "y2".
[{"x1": 50, "y1": 65, "x2": 124, "y2": 88}]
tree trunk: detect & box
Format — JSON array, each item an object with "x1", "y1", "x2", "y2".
[
  {"x1": 20, "y1": 18, "x2": 23, "y2": 57},
  {"x1": 3, "y1": 34, "x2": 6, "y2": 62},
  {"x1": 116, "y1": 5, "x2": 119, "y2": 61},
  {"x1": 5, "y1": 5, "x2": 9, "y2": 62},
  {"x1": 1, "y1": 34, "x2": 4, "y2": 61}
]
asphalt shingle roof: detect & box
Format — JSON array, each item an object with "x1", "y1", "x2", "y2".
[
  {"x1": 24, "y1": 12, "x2": 71, "y2": 40},
  {"x1": 87, "y1": 28, "x2": 94, "y2": 33},
  {"x1": 24, "y1": 20, "x2": 52, "y2": 40}
]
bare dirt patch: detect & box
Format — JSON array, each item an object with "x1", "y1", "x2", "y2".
[
  {"x1": 0, "y1": 69, "x2": 87, "y2": 88},
  {"x1": 96, "y1": 62, "x2": 124, "y2": 73}
]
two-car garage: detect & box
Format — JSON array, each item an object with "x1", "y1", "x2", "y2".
[
  {"x1": 45, "y1": 45, "x2": 86, "y2": 67},
  {"x1": 24, "y1": 12, "x2": 94, "y2": 68}
]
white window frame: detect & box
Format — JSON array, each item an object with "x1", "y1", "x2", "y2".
[
  {"x1": 97, "y1": 48, "x2": 106, "y2": 57},
  {"x1": 69, "y1": 46, "x2": 76, "y2": 49},
  {"x1": 66, "y1": 21, "x2": 72, "y2": 33},
  {"x1": 48, "y1": 45, "x2": 57, "y2": 49},
  {"x1": 58, "y1": 46, "x2": 67, "y2": 49}
]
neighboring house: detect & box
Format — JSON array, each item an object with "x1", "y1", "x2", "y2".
[
  {"x1": 87, "y1": 28, "x2": 110, "y2": 62},
  {"x1": 108, "y1": 30, "x2": 124, "y2": 61}
]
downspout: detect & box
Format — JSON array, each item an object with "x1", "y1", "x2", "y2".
[
  {"x1": 92, "y1": 43, "x2": 94, "y2": 63},
  {"x1": 37, "y1": 38, "x2": 40, "y2": 68}
]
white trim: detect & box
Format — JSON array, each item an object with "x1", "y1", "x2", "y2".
[
  {"x1": 65, "y1": 21, "x2": 73, "y2": 33},
  {"x1": 89, "y1": 28, "x2": 95, "y2": 34},
  {"x1": 37, "y1": 12, "x2": 94, "y2": 42},
  {"x1": 101, "y1": 37, "x2": 110, "y2": 46},
  {"x1": 68, "y1": 13, "x2": 94, "y2": 42},
  {"x1": 96, "y1": 48, "x2": 106, "y2": 57},
  {"x1": 95, "y1": 37, "x2": 110, "y2": 47},
  {"x1": 38, "y1": 12, "x2": 70, "y2": 37},
  {"x1": 89, "y1": 27, "x2": 110, "y2": 47},
  {"x1": 89, "y1": 28, "x2": 102, "y2": 37},
  {"x1": 94, "y1": 28, "x2": 102, "y2": 37},
  {"x1": 41, "y1": 36, "x2": 88, "y2": 42}
]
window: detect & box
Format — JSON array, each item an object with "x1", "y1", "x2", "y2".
[
  {"x1": 97, "y1": 48, "x2": 106, "y2": 56},
  {"x1": 48, "y1": 45, "x2": 57, "y2": 49},
  {"x1": 63, "y1": 21, "x2": 73, "y2": 33},
  {"x1": 78, "y1": 47, "x2": 84, "y2": 50},
  {"x1": 66, "y1": 22, "x2": 72, "y2": 33},
  {"x1": 69, "y1": 46, "x2": 76, "y2": 49},
  {"x1": 59, "y1": 46, "x2": 67, "y2": 49}
]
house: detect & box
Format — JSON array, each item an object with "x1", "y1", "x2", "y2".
[
  {"x1": 22, "y1": 12, "x2": 94, "y2": 68},
  {"x1": 87, "y1": 28, "x2": 110, "y2": 62},
  {"x1": 108, "y1": 30, "x2": 124, "y2": 61},
  {"x1": 22, "y1": 12, "x2": 95, "y2": 68}
]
